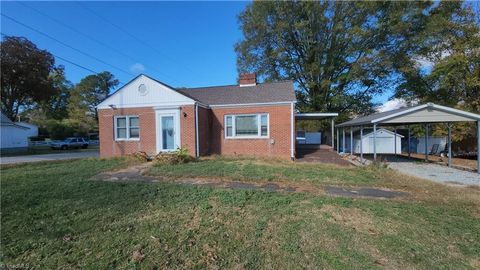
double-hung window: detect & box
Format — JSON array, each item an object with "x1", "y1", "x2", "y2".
[
  {"x1": 225, "y1": 114, "x2": 269, "y2": 138},
  {"x1": 115, "y1": 116, "x2": 140, "y2": 140}
]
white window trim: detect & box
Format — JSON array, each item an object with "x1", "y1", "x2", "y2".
[
  {"x1": 114, "y1": 115, "x2": 140, "y2": 141},
  {"x1": 224, "y1": 113, "x2": 269, "y2": 139}
]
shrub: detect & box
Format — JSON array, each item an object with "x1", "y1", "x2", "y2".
[
  {"x1": 128, "y1": 151, "x2": 151, "y2": 162},
  {"x1": 154, "y1": 147, "x2": 194, "y2": 165}
]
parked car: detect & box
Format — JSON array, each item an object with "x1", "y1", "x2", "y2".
[{"x1": 51, "y1": 137, "x2": 89, "y2": 150}]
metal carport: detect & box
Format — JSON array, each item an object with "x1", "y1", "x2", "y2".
[{"x1": 336, "y1": 103, "x2": 480, "y2": 173}]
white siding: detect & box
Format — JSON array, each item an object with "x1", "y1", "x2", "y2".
[
  {"x1": 1, "y1": 125, "x2": 30, "y2": 149},
  {"x1": 97, "y1": 75, "x2": 195, "y2": 109},
  {"x1": 351, "y1": 129, "x2": 402, "y2": 154},
  {"x1": 382, "y1": 108, "x2": 473, "y2": 123}
]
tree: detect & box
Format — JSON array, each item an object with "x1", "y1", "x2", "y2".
[
  {"x1": 67, "y1": 71, "x2": 119, "y2": 133},
  {"x1": 389, "y1": 1, "x2": 480, "y2": 141},
  {"x1": 1, "y1": 36, "x2": 58, "y2": 120},
  {"x1": 236, "y1": 1, "x2": 425, "y2": 116},
  {"x1": 392, "y1": 2, "x2": 480, "y2": 111}
]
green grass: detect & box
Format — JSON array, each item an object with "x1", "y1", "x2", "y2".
[
  {"x1": 148, "y1": 156, "x2": 381, "y2": 186},
  {"x1": 1, "y1": 158, "x2": 479, "y2": 269},
  {"x1": 0, "y1": 145, "x2": 99, "y2": 157}
]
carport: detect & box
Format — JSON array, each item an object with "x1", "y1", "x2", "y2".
[
  {"x1": 295, "y1": 112, "x2": 338, "y2": 148},
  {"x1": 336, "y1": 103, "x2": 480, "y2": 173}
]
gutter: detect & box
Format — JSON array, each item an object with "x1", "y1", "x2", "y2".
[{"x1": 195, "y1": 103, "x2": 199, "y2": 158}]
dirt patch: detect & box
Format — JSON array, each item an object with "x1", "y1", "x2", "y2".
[
  {"x1": 325, "y1": 186, "x2": 409, "y2": 199},
  {"x1": 92, "y1": 163, "x2": 410, "y2": 200}
]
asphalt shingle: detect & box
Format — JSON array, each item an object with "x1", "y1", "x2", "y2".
[{"x1": 176, "y1": 81, "x2": 296, "y2": 105}]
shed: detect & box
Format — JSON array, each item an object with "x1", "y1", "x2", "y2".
[{"x1": 351, "y1": 129, "x2": 403, "y2": 154}]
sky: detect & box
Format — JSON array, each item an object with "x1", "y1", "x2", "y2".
[
  {"x1": 1, "y1": 1, "x2": 248, "y2": 88},
  {"x1": 1, "y1": 1, "x2": 395, "y2": 104}
]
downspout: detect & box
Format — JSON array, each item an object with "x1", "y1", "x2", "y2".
[
  {"x1": 195, "y1": 103, "x2": 199, "y2": 158},
  {"x1": 291, "y1": 102, "x2": 295, "y2": 160}
]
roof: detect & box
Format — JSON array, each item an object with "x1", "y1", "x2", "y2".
[
  {"x1": 362, "y1": 128, "x2": 404, "y2": 138},
  {"x1": 295, "y1": 112, "x2": 338, "y2": 120},
  {"x1": 0, "y1": 112, "x2": 30, "y2": 129},
  {"x1": 1, "y1": 112, "x2": 13, "y2": 125},
  {"x1": 176, "y1": 81, "x2": 296, "y2": 106},
  {"x1": 337, "y1": 103, "x2": 480, "y2": 127}
]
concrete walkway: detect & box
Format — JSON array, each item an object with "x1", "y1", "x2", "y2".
[
  {"x1": 388, "y1": 162, "x2": 480, "y2": 186},
  {"x1": 0, "y1": 151, "x2": 99, "y2": 165}
]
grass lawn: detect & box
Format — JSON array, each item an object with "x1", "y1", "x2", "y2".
[
  {"x1": 0, "y1": 145, "x2": 99, "y2": 157},
  {"x1": 1, "y1": 157, "x2": 479, "y2": 269}
]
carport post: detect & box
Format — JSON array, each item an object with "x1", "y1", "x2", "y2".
[
  {"x1": 331, "y1": 118, "x2": 335, "y2": 147},
  {"x1": 394, "y1": 126, "x2": 397, "y2": 160},
  {"x1": 373, "y1": 124, "x2": 377, "y2": 161},
  {"x1": 360, "y1": 126, "x2": 364, "y2": 163},
  {"x1": 425, "y1": 124, "x2": 429, "y2": 162},
  {"x1": 477, "y1": 121, "x2": 480, "y2": 174},
  {"x1": 350, "y1": 127, "x2": 353, "y2": 155},
  {"x1": 447, "y1": 123, "x2": 452, "y2": 168},
  {"x1": 336, "y1": 128, "x2": 339, "y2": 153},
  {"x1": 407, "y1": 126, "x2": 411, "y2": 159}
]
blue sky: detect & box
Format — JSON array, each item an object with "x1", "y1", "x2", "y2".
[{"x1": 1, "y1": 1, "x2": 393, "y2": 103}]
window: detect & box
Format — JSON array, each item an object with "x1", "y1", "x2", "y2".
[
  {"x1": 224, "y1": 114, "x2": 269, "y2": 138},
  {"x1": 115, "y1": 116, "x2": 140, "y2": 140}
]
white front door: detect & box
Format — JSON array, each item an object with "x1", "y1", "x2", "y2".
[{"x1": 156, "y1": 109, "x2": 181, "y2": 153}]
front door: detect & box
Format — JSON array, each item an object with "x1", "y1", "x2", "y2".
[
  {"x1": 156, "y1": 109, "x2": 180, "y2": 153},
  {"x1": 160, "y1": 115, "x2": 175, "y2": 150}
]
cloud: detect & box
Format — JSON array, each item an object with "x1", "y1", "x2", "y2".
[
  {"x1": 130, "y1": 63, "x2": 145, "y2": 74},
  {"x1": 377, "y1": 98, "x2": 409, "y2": 112}
]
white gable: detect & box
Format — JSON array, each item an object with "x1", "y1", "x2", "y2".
[
  {"x1": 380, "y1": 107, "x2": 475, "y2": 123},
  {"x1": 363, "y1": 128, "x2": 404, "y2": 139},
  {"x1": 97, "y1": 75, "x2": 195, "y2": 109}
]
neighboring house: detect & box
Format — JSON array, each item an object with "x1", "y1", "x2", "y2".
[
  {"x1": 97, "y1": 74, "x2": 297, "y2": 159},
  {"x1": 0, "y1": 112, "x2": 38, "y2": 151}
]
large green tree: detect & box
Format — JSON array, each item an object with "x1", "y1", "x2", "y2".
[
  {"x1": 67, "y1": 71, "x2": 118, "y2": 133},
  {"x1": 1, "y1": 36, "x2": 58, "y2": 120},
  {"x1": 236, "y1": 1, "x2": 420, "y2": 115},
  {"x1": 391, "y1": 1, "x2": 480, "y2": 112}
]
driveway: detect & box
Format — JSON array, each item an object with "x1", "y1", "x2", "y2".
[
  {"x1": 0, "y1": 151, "x2": 99, "y2": 165},
  {"x1": 388, "y1": 162, "x2": 480, "y2": 186}
]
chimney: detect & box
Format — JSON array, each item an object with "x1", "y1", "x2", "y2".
[{"x1": 239, "y1": 73, "x2": 256, "y2": 87}]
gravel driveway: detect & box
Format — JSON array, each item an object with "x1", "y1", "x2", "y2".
[
  {"x1": 0, "y1": 151, "x2": 99, "y2": 165},
  {"x1": 388, "y1": 162, "x2": 480, "y2": 186}
]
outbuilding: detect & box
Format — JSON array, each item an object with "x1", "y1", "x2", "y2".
[
  {"x1": 0, "y1": 112, "x2": 38, "y2": 151},
  {"x1": 336, "y1": 103, "x2": 480, "y2": 173},
  {"x1": 351, "y1": 129, "x2": 403, "y2": 154}
]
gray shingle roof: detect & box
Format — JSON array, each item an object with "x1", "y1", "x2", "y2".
[
  {"x1": 176, "y1": 81, "x2": 296, "y2": 106},
  {"x1": 336, "y1": 106, "x2": 414, "y2": 127},
  {"x1": 1, "y1": 112, "x2": 13, "y2": 125}
]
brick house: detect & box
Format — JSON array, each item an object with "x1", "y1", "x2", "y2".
[{"x1": 97, "y1": 73, "x2": 297, "y2": 159}]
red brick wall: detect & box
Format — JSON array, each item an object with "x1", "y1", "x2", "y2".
[
  {"x1": 99, "y1": 104, "x2": 294, "y2": 159},
  {"x1": 98, "y1": 107, "x2": 157, "y2": 157},
  {"x1": 209, "y1": 105, "x2": 293, "y2": 159},
  {"x1": 98, "y1": 105, "x2": 197, "y2": 157},
  {"x1": 180, "y1": 105, "x2": 196, "y2": 157},
  {"x1": 197, "y1": 106, "x2": 211, "y2": 155}
]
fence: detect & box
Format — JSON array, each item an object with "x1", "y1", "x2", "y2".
[{"x1": 29, "y1": 140, "x2": 99, "y2": 147}]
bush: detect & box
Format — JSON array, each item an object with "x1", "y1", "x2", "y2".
[
  {"x1": 128, "y1": 151, "x2": 151, "y2": 162},
  {"x1": 154, "y1": 148, "x2": 194, "y2": 165}
]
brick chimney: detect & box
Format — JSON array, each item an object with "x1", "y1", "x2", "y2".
[{"x1": 239, "y1": 73, "x2": 256, "y2": 87}]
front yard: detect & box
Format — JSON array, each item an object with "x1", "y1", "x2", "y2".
[{"x1": 1, "y1": 157, "x2": 479, "y2": 269}]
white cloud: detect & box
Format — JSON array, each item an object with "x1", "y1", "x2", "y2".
[
  {"x1": 377, "y1": 98, "x2": 409, "y2": 112},
  {"x1": 130, "y1": 63, "x2": 145, "y2": 74}
]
